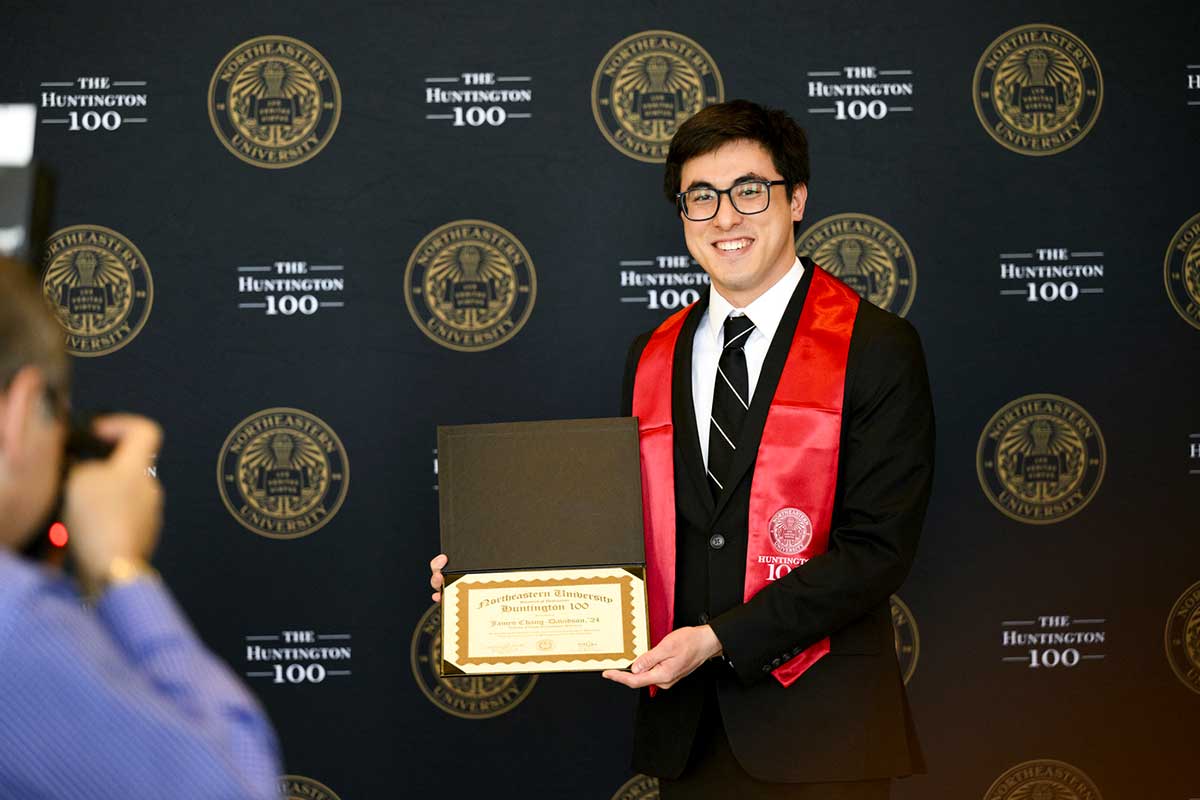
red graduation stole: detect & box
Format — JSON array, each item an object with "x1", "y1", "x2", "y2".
[{"x1": 632, "y1": 266, "x2": 859, "y2": 688}]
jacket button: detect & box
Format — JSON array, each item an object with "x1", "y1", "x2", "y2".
[
  {"x1": 761, "y1": 664, "x2": 771, "y2": 673},
  {"x1": 708, "y1": 534, "x2": 726, "y2": 550},
  {"x1": 698, "y1": 612, "x2": 709, "y2": 624},
  {"x1": 771, "y1": 657, "x2": 782, "y2": 668}
]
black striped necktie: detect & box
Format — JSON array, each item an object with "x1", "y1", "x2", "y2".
[{"x1": 707, "y1": 313, "x2": 756, "y2": 498}]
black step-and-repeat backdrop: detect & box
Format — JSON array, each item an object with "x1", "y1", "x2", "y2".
[{"x1": 4, "y1": 1, "x2": 1199, "y2": 797}]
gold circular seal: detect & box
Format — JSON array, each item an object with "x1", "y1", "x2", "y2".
[
  {"x1": 404, "y1": 219, "x2": 536, "y2": 352},
  {"x1": 1164, "y1": 579, "x2": 1200, "y2": 694},
  {"x1": 591, "y1": 30, "x2": 724, "y2": 163},
  {"x1": 972, "y1": 24, "x2": 1103, "y2": 157},
  {"x1": 40, "y1": 225, "x2": 153, "y2": 358},
  {"x1": 611, "y1": 774, "x2": 660, "y2": 800},
  {"x1": 890, "y1": 594, "x2": 919, "y2": 686},
  {"x1": 983, "y1": 759, "x2": 1103, "y2": 800},
  {"x1": 281, "y1": 774, "x2": 342, "y2": 800},
  {"x1": 208, "y1": 35, "x2": 341, "y2": 169},
  {"x1": 977, "y1": 395, "x2": 1105, "y2": 525},
  {"x1": 796, "y1": 213, "x2": 916, "y2": 316},
  {"x1": 1164, "y1": 211, "x2": 1200, "y2": 331},
  {"x1": 410, "y1": 603, "x2": 537, "y2": 719},
  {"x1": 217, "y1": 407, "x2": 349, "y2": 539}
]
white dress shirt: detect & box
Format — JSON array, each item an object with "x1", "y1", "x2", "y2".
[{"x1": 692, "y1": 258, "x2": 806, "y2": 465}]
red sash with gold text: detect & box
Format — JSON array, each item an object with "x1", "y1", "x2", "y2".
[{"x1": 632, "y1": 266, "x2": 859, "y2": 688}]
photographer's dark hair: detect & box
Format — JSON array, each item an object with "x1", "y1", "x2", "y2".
[{"x1": 663, "y1": 100, "x2": 810, "y2": 231}]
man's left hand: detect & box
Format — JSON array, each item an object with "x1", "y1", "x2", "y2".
[{"x1": 601, "y1": 625, "x2": 722, "y2": 690}]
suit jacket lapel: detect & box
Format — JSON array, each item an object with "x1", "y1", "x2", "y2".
[
  {"x1": 673, "y1": 289, "x2": 713, "y2": 516},
  {"x1": 710, "y1": 262, "x2": 816, "y2": 522}
]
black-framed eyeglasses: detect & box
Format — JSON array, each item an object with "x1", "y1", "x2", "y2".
[{"x1": 675, "y1": 179, "x2": 787, "y2": 221}]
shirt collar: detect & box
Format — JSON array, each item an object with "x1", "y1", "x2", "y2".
[{"x1": 705, "y1": 257, "x2": 805, "y2": 345}]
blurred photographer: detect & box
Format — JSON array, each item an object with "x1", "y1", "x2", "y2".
[{"x1": 0, "y1": 256, "x2": 282, "y2": 799}]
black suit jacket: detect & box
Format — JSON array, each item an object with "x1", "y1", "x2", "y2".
[{"x1": 619, "y1": 264, "x2": 934, "y2": 783}]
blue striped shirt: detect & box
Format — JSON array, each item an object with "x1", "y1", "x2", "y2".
[{"x1": 0, "y1": 549, "x2": 282, "y2": 799}]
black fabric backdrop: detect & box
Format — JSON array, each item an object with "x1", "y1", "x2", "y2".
[{"x1": 3, "y1": 1, "x2": 1198, "y2": 797}]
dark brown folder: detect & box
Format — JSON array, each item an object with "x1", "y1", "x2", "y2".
[{"x1": 437, "y1": 417, "x2": 645, "y2": 573}]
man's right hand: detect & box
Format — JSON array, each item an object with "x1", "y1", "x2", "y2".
[
  {"x1": 63, "y1": 414, "x2": 164, "y2": 591},
  {"x1": 429, "y1": 553, "x2": 448, "y2": 603}
]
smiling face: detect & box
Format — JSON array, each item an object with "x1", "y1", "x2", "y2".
[{"x1": 678, "y1": 139, "x2": 807, "y2": 308}]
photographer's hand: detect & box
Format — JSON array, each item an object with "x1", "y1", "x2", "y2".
[{"x1": 63, "y1": 414, "x2": 163, "y2": 593}]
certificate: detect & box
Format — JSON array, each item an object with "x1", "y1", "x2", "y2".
[{"x1": 441, "y1": 566, "x2": 648, "y2": 675}]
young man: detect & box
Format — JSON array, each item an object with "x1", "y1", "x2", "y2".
[
  {"x1": 601, "y1": 100, "x2": 934, "y2": 798},
  {"x1": 0, "y1": 257, "x2": 283, "y2": 799},
  {"x1": 432, "y1": 100, "x2": 933, "y2": 797}
]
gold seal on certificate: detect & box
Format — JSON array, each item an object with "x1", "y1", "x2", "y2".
[
  {"x1": 442, "y1": 567, "x2": 649, "y2": 675},
  {"x1": 437, "y1": 418, "x2": 649, "y2": 676}
]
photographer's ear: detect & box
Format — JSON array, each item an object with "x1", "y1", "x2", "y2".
[{"x1": 0, "y1": 366, "x2": 58, "y2": 468}]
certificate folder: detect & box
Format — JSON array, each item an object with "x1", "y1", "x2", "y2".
[{"x1": 437, "y1": 417, "x2": 649, "y2": 676}]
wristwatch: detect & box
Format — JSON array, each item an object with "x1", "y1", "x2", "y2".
[{"x1": 98, "y1": 556, "x2": 158, "y2": 594}]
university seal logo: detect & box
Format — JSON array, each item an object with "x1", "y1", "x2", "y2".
[
  {"x1": 217, "y1": 408, "x2": 349, "y2": 539},
  {"x1": 1164, "y1": 211, "x2": 1200, "y2": 330},
  {"x1": 592, "y1": 30, "x2": 723, "y2": 163},
  {"x1": 890, "y1": 594, "x2": 919, "y2": 686},
  {"x1": 208, "y1": 35, "x2": 341, "y2": 168},
  {"x1": 977, "y1": 394, "x2": 1105, "y2": 525},
  {"x1": 281, "y1": 774, "x2": 342, "y2": 800},
  {"x1": 796, "y1": 213, "x2": 916, "y2": 316},
  {"x1": 411, "y1": 604, "x2": 536, "y2": 719},
  {"x1": 41, "y1": 225, "x2": 152, "y2": 357},
  {"x1": 611, "y1": 774, "x2": 659, "y2": 800},
  {"x1": 769, "y1": 508, "x2": 812, "y2": 555},
  {"x1": 972, "y1": 24, "x2": 1102, "y2": 156},
  {"x1": 404, "y1": 219, "x2": 536, "y2": 352},
  {"x1": 1165, "y1": 579, "x2": 1200, "y2": 694},
  {"x1": 983, "y1": 759, "x2": 1103, "y2": 800}
]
